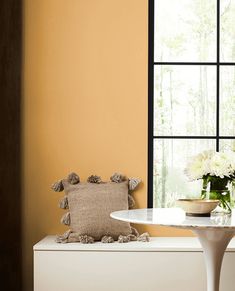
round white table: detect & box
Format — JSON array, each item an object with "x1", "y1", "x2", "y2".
[{"x1": 111, "y1": 208, "x2": 235, "y2": 291}]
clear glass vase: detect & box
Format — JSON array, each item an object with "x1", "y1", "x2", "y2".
[{"x1": 201, "y1": 176, "x2": 233, "y2": 214}]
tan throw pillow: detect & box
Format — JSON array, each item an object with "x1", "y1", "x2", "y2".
[
  {"x1": 52, "y1": 172, "x2": 148, "y2": 243},
  {"x1": 63, "y1": 180, "x2": 131, "y2": 240}
]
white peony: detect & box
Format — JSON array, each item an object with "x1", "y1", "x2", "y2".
[
  {"x1": 209, "y1": 152, "x2": 232, "y2": 178},
  {"x1": 185, "y1": 151, "x2": 212, "y2": 181},
  {"x1": 185, "y1": 150, "x2": 235, "y2": 181}
]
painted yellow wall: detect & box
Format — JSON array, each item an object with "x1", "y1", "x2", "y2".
[{"x1": 23, "y1": 0, "x2": 191, "y2": 290}]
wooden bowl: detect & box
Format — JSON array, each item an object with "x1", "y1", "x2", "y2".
[{"x1": 176, "y1": 199, "x2": 220, "y2": 216}]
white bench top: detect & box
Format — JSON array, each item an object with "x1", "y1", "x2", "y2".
[{"x1": 34, "y1": 235, "x2": 235, "y2": 252}]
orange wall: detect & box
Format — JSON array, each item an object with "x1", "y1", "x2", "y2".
[{"x1": 23, "y1": 0, "x2": 190, "y2": 290}]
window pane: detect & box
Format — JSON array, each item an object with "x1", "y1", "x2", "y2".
[
  {"x1": 154, "y1": 0, "x2": 216, "y2": 62},
  {"x1": 220, "y1": 66, "x2": 235, "y2": 136},
  {"x1": 154, "y1": 66, "x2": 216, "y2": 136},
  {"x1": 153, "y1": 139, "x2": 215, "y2": 208},
  {"x1": 220, "y1": 139, "x2": 235, "y2": 151},
  {"x1": 221, "y1": 0, "x2": 235, "y2": 62}
]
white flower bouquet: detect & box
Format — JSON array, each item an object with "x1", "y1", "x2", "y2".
[{"x1": 185, "y1": 150, "x2": 235, "y2": 212}]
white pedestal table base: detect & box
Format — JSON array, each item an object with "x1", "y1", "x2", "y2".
[{"x1": 193, "y1": 229, "x2": 235, "y2": 291}]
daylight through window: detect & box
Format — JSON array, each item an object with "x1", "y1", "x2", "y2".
[{"x1": 148, "y1": 0, "x2": 235, "y2": 208}]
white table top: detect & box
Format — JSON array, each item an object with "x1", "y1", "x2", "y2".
[{"x1": 111, "y1": 208, "x2": 235, "y2": 229}]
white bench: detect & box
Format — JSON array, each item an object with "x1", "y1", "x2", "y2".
[{"x1": 34, "y1": 236, "x2": 235, "y2": 291}]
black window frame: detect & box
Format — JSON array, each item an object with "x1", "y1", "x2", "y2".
[{"x1": 148, "y1": 0, "x2": 235, "y2": 208}]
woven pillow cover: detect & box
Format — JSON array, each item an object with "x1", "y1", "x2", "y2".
[
  {"x1": 63, "y1": 179, "x2": 131, "y2": 240},
  {"x1": 52, "y1": 172, "x2": 149, "y2": 243}
]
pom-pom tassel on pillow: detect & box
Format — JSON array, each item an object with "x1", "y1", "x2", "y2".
[
  {"x1": 67, "y1": 232, "x2": 80, "y2": 243},
  {"x1": 67, "y1": 172, "x2": 80, "y2": 185},
  {"x1": 110, "y1": 173, "x2": 126, "y2": 183},
  {"x1": 78, "y1": 235, "x2": 95, "y2": 244},
  {"x1": 137, "y1": 232, "x2": 150, "y2": 242},
  {"x1": 101, "y1": 235, "x2": 114, "y2": 243},
  {"x1": 118, "y1": 235, "x2": 130, "y2": 243},
  {"x1": 128, "y1": 178, "x2": 141, "y2": 191},
  {"x1": 59, "y1": 196, "x2": 68, "y2": 209},
  {"x1": 87, "y1": 175, "x2": 102, "y2": 184},
  {"x1": 55, "y1": 229, "x2": 72, "y2": 243},
  {"x1": 51, "y1": 180, "x2": 64, "y2": 192},
  {"x1": 61, "y1": 212, "x2": 71, "y2": 226}
]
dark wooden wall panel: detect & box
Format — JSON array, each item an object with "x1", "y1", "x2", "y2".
[{"x1": 0, "y1": 0, "x2": 22, "y2": 290}]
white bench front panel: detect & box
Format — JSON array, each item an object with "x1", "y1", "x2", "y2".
[{"x1": 34, "y1": 236, "x2": 235, "y2": 291}]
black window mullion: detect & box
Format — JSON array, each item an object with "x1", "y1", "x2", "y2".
[
  {"x1": 154, "y1": 136, "x2": 217, "y2": 139},
  {"x1": 148, "y1": 0, "x2": 154, "y2": 208},
  {"x1": 216, "y1": 65, "x2": 220, "y2": 151},
  {"x1": 154, "y1": 62, "x2": 217, "y2": 65},
  {"x1": 154, "y1": 62, "x2": 235, "y2": 66},
  {"x1": 153, "y1": 136, "x2": 235, "y2": 139},
  {"x1": 216, "y1": 0, "x2": 220, "y2": 151}
]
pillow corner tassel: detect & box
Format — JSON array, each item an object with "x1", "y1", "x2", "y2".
[
  {"x1": 51, "y1": 180, "x2": 64, "y2": 192},
  {"x1": 59, "y1": 196, "x2": 68, "y2": 209},
  {"x1": 67, "y1": 172, "x2": 80, "y2": 185},
  {"x1": 128, "y1": 178, "x2": 141, "y2": 191},
  {"x1": 60, "y1": 212, "x2": 71, "y2": 226}
]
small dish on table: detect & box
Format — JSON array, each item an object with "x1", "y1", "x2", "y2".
[{"x1": 176, "y1": 198, "x2": 220, "y2": 216}]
